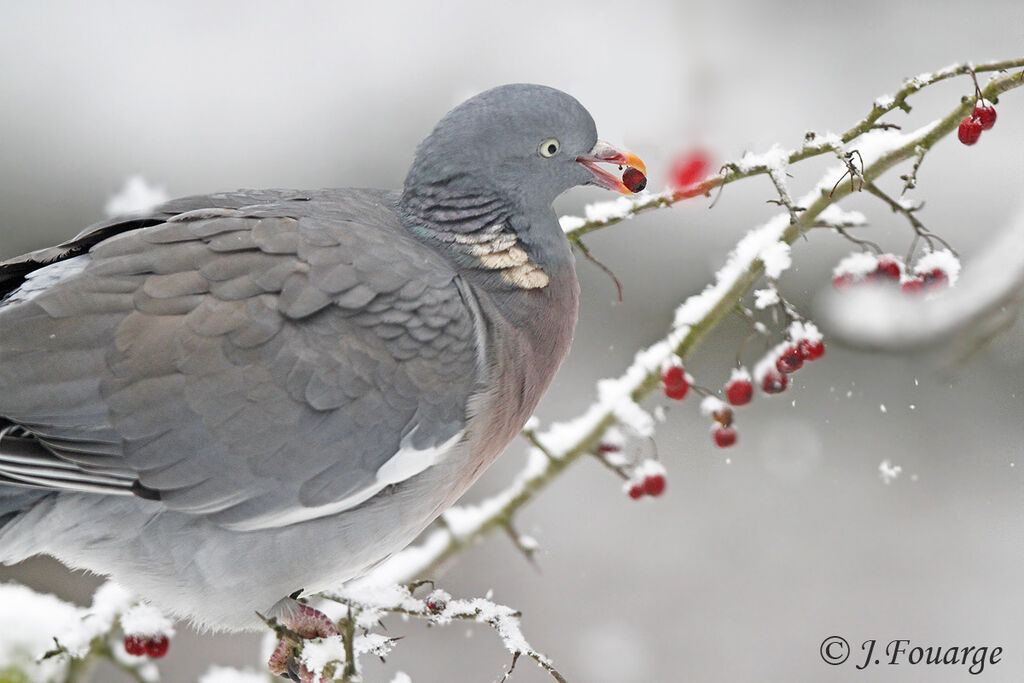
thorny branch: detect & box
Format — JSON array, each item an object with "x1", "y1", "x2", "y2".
[
  {"x1": 862, "y1": 180, "x2": 957, "y2": 260},
  {"x1": 563, "y1": 58, "x2": 1024, "y2": 242},
  {"x1": 317, "y1": 585, "x2": 568, "y2": 683},
  {"x1": 352, "y1": 58, "x2": 1024, "y2": 590}
]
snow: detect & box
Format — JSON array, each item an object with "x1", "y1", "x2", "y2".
[
  {"x1": 833, "y1": 251, "x2": 879, "y2": 278},
  {"x1": 104, "y1": 175, "x2": 168, "y2": 217},
  {"x1": 559, "y1": 190, "x2": 670, "y2": 235},
  {"x1": 121, "y1": 603, "x2": 175, "y2": 639},
  {"x1": 788, "y1": 320, "x2": 822, "y2": 343},
  {"x1": 737, "y1": 143, "x2": 789, "y2": 174},
  {"x1": 0, "y1": 581, "x2": 164, "y2": 683},
  {"x1": 585, "y1": 195, "x2": 638, "y2": 223},
  {"x1": 730, "y1": 366, "x2": 751, "y2": 382},
  {"x1": 845, "y1": 120, "x2": 941, "y2": 168},
  {"x1": 700, "y1": 396, "x2": 727, "y2": 418},
  {"x1": 760, "y1": 241, "x2": 792, "y2": 279},
  {"x1": 674, "y1": 212, "x2": 789, "y2": 329},
  {"x1": 753, "y1": 288, "x2": 779, "y2": 309},
  {"x1": 558, "y1": 214, "x2": 586, "y2": 233},
  {"x1": 913, "y1": 248, "x2": 961, "y2": 286},
  {"x1": 633, "y1": 459, "x2": 665, "y2": 479},
  {"x1": 301, "y1": 635, "x2": 348, "y2": 677},
  {"x1": 823, "y1": 208, "x2": 1024, "y2": 351},
  {"x1": 426, "y1": 589, "x2": 451, "y2": 610},
  {"x1": 879, "y1": 460, "x2": 902, "y2": 484},
  {"x1": 804, "y1": 131, "x2": 844, "y2": 152},
  {"x1": 60, "y1": 582, "x2": 134, "y2": 657},
  {"x1": 753, "y1": 342, "x2": 793, "y2": 385},
  {"x1": 817, "y1": 204, "x2": 867, "y2": 228},
  {"x1": 320, "y1": 583, "x2": 550, "y2": 673},
  {"x1": 356, "y1": 632, "x2": 396, "y2": 659},
  {"x1": 600, "y1": 425, "x2": 626, "y2": 450},
  {"x1": 874, "y1": 94, "x2": 895, "y2": 109},
  {"x1": 0, "y1": 583, "x2": 80, "y2": 682},
  {"x1": 391, "y1": 673, "x2": 413, "y2": 683},
  {"x1": 517, "y1": 535, "x2": 539, "y2": 551}
]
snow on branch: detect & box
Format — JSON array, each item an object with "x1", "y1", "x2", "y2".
[
  {"x1": 0, "y1": 581, "x2": 170, "y2": 682},
  {"x1": 822, "y1": 206, "x2": 1024, "y2": 351},
  {"x1": 318, "y1": 583, "x2": 567, "y2": 682},
  {"x1": 559, "y1": 58, "x2": 1024, "y2": 242},
  {"x1": 353, "y1": 58, "x2": 1024, "y2": 589}
]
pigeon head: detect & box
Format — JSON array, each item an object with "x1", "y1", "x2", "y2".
[{"x1": 400, "y1": 84, "x2": 644, "y2": 228}]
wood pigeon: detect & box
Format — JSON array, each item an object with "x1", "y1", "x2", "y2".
[{"x1": 0, "y1": 84, "x2": 645, "y2": 630}]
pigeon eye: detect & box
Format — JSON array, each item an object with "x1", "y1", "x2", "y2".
[{"x1": 539, "y1": 139, "x2": 560, "y2": 158}]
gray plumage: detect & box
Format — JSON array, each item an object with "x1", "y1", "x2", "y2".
[{"x1": 0, "y1": 84, "x2": 641, "y2": 629}]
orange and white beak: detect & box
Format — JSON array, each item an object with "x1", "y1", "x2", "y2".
[{"x1": 576, "y1": 140, "x2": 647, "y2": 194}]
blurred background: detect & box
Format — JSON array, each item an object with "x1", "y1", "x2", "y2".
[{"x1": 1, "y1": 1, "x2": 1023, "y2": 681}]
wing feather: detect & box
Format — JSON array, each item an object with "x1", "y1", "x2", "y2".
[{"x1": 0, "y1": 190, "x2": 481, "y2": 529}]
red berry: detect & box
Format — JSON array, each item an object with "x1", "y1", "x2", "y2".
[
  {"x1": 797, "y1": 339, "x2": 825, "y2": 361},
  {"x1": 627, "y1": 483, "x2": 645, "y2": 499},
  {"x1": 874, "y1": 259, "x2": 901, "y2": 281},
  {"x1": 145, "y1": 635, "x2": 169, "y2": 659},
  {"x1": 761, "y1": 370, "x2": 789, "y2": 394},
  {"x1": 669, "y1": 149, "x2": 711, "y2": 189},
  {"x1": 901, "y1": 278, "x2": 924, "y2": 294},
  {"x1": 622, "y1": 166, "x2": 647, "y2": 193},
  {"x1": 643, "y1": 474, "x2": 666, "y2": 497},
  {"x1": 776, "y1": 346, "x2": 803, "y2": 374},
  {"x1": 597, "y1": 442, "x2": 621, "y2": 454},
  {"x1": 832, "y1": 273, "x2": 856, "y2": 289},
  {"x1": 124, "y1": 635, "x2": 147, "y2": 656},
  {"x1": 974, "y1": 105, "x2": 997, "y2": 130},
  {"x1": 725, "y1": 379, "x2": 753, "y2": 406},
  {"x1": 661, "y1": 365, "x2": 689, "y2": 400},
  {"x1": 425, "y1": 593, "x2": 448, "y2": 613},
  {"x1": 921, "y1": 268, "x2": 948, "y2": 289},
  {"x1": 713, "y1": 425, "x2": 737, "y2": 448},
  {"x1": 958, "y1": 116, "x2": 982, "y2": 145}
]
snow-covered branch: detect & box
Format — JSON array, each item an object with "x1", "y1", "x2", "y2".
[
  {"x1": 822, "y1": 206, "x2": 1024, "y2": 351},
  {"x1": 559, "y1": 57, "x2": 1024, "y2": 241},
  {"x1": 354, "y1": 59, "x2": 1024, "y2": 587}
]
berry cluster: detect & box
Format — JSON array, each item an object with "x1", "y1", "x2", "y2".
[
  {"x1": 656, "y1": 321, "x2": 825, "y2": 453},
  {"x1": 624, "y1": 459, "x2": 667, "y2": 499},
  {"x1": 752, "y1": 321, "x2": 826, "y2": 399},
  {"x1": 660, "y1": 363, "x2": 692, "y2": 401},
  {"x1": 832, "y1": 250, "x2": 959, "y2": 295},
  {"x1": 958, "y1": 101, "x2": 998, "y2": 146},
  {"x1": 123, "y1": 634, "x2": 170, "y2": 658}
]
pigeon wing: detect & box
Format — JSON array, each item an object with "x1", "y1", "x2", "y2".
[{"x1": 0, "y1": 192, "x2": 483, "y2": 530}]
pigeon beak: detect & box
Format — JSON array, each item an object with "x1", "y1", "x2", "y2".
[{"x1": 576, "y1": 140, "x2": 647, "y2": 195}]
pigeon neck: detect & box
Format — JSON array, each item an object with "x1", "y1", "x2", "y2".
[
  {"x1": 398, "y1": 183, "x2": 511, "y2": 236},
  {"x1": 399, "y1": 188, "x2": 557, "y2": 290}
]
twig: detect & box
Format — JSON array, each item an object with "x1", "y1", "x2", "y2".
[
  {"x1": 573, "y1": 238, "x2": 623, "y2": 302},
  {"x1": 863, "y1": 180, "x2": 957, "y2": 257},
  {"x1": 353, "y1": 60, "x2": 1024, "y2": 586},
  {"x1": 561, "y1": 58, "x2": 1024, "y2": 242}
]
